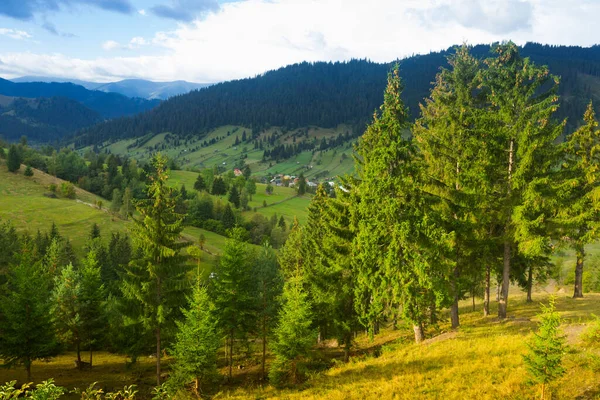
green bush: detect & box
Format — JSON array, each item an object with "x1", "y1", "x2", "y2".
[
  {"x1": 60, "y1": 182, "x2": 76, "y2": 199},
  {"x1": 581, "y1": 315, "x2": 600, "y2": 347},
  {"x1": 24, "y1": 166, "x2": 33, "y2": 177}
]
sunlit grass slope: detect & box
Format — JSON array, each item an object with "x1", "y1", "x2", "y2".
[
  {"x1": 216, "y1": 292, "x2": 600, "y2": 400},
  {"x1": 0, "y1": 164, "x2": 128, "y2": 252}
]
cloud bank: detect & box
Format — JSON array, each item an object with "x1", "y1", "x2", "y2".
[{"x1": 0, "y1": 0, "x2": 598, "y2": 82}]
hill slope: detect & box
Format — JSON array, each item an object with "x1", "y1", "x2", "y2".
[
  {"x1": 74, "y1": 43, "x2": 600, "y2": 148},
  {"x1": 0, "y1": 94, "x2": 102, "y2": 142}
]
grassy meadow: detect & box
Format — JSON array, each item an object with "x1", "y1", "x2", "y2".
[
  {"x1": 2, "y1": 291, "x2": 600, "y2": 399},
  {"x1": 0, "y1": 164, "x2": 129, "y2": 252}
]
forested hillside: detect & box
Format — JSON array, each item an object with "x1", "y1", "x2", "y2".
[
  {"x1": 74, "y1": 43, "x2": 600, "y2": 147},
  {"x1": 0, "y1": 78, "x2": 160, "y2": 119},
  {"x1": 0, "y1": 95, "x2": 102, "y2": 142}
]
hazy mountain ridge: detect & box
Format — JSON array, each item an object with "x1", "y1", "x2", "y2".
[{"x1": 11, "y1": 76, "x2": 211, "y2": 100}]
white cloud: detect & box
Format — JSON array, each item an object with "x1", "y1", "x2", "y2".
[
  {"x1": 138, "y1": 9, "x2": 146, "y2": 16},
  {"x1": 1, "y1": 0, "x2": 599, "y2": 82},
  {"x1": 0, "y1": 28, "x2": 32, "y2": 40}
]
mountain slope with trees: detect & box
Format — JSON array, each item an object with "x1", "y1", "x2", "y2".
[{"x1": 74, "y1": 43, "x2": 600, "y2": 148}]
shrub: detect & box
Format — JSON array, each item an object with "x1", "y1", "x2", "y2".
[
  {"x1": 581, "y1": 314, "x2": 600, "y2": 347},
  {"x1": 24, "y1": 165, "x2": 33, "y2": 177},
  {"x1": 60, "y1": 182, "x2": 76, "y2": 199},
  {"x1": 48, "y1": 183, "x2": 57, "y2": 193}
]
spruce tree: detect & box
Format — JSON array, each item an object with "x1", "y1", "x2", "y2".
[
  {"x1": 211, "y1": 176, "x2": 226, "y2": 196},
  {"x1": 170, "y1": 285, "x2": 220, "y2": 396},
  {"x1": 228, "y1": 185, "x2": 240, "y2": 208},
  {"x1": 210, "y1": 227, "x2": 256, "y2": 379},
  {"x1": 121, "y1": 153, "x2": 190, "y2": 385},
  {"x1": 270, "y1": 234, "x2": 314, "y2": 386},
  {"x1": 121, "y1": 187, "x2": 133, "y2": 220},
  {"x1": 52, "y1": 263, "x2": 85, "y2": 367},
  {"x1": 523, "y1": 297, "x2": 566, "y2": 399},
  {"x1": 255, "y1": 242, "x2": 283, "y2": 380},
  {"x1": 413, "y1": 45, "x2": 489, "y2": 328},
  {"x1": 111, "y1": 189, "x2": 123, "y2": 214},
  {"x1": 557, "y1": 102, "x2": 600, "y2": 298},
  {"x1": 297, "y1": 173, "x2": 307, "y2": 195},
  {"x1": 79, "y1": 250, "x2": 106, "y2": 367},
  {"x1": 222, "y1": 203, "x2": 236, "y2": 230},
  {"x1": 485, "y1": 42, "x2": 564, "y2": 319},
  {"x1": 6, "y1": 144, "x2": 21, "y2": 173},
  {"x1": 0, "y1": 250, "x2": 58, "y2": 380},
  {"x1": 351, "y1": 66, "x2": 444, "y2": 342},
  {"x1": 194, "y1": 174, "x2": 206, "y2": 192}
]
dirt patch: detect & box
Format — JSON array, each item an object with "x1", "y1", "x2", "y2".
[
  {"x1": 563, "y1": 324, "x2": 587, "y2": 345},
  {"x1": 423, "y1": 331, "x2": 459, "y2": 345}
]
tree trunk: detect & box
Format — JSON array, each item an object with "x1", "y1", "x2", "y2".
[
  {"x1": 291, "y1": 360, "x2": 297, "y2": 385},
  {"x1": 77, "y1": 340, "x2": 82, "y2": 370},
  {"x1": 499, "y1": 138, "x2": 514, "y2": 320},
  {"x1": 89, "y1": 346, "x2": 93, "y2": 369},
  {"x1": 429, "y1": 301, "x2": 437, "y2": 325},
  {"x1": 472, "y1": 289, "x2": 475, "y2": 312},
  {"x1": 343, "y1": 332, "x2": 351, "y2": 363},
  {"x1": 25, "y1": 358, "x2": 31, "y2": 382},
  {"x1": 262, "y1": 316, "x2": 266, "y2": 380},
  {"x1": 194, "y1": 377, "x2": 200, "y2": 398},
  {"x1": 450, "y1": 265, "x2": 460, "y2": 328},
  {"x1": 156, "y1": 326, "x2": 161, "y2": 386},
  {"x1": 229, "y1": 329, "x2": 234, "y2": 379},
  {"x1": 498, "y1": 240, "x2": 511, "y2": 319},
  {"x1": 526, "y1": 264, "x2": 533, "y2": 302},
  {"x1": 484, "y1": 264, "x2": 490, "y2": 317},
  {"x1": 574, "y1": 245, "x2": 585, "y2": 298},
  {"x1": 413, "y1": 322, "x2": 424, "y2": 343}
]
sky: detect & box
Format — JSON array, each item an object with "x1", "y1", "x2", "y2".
[{"x1": 0, "y1": 0, "x2": 598, "y2": 83}]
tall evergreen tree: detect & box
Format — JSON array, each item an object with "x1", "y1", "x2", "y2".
[
  {"x1": 6, "y1": 145, "x2": 21, "y2": 173},
  {"x1": 297, "y1": 173, "x2": 307, "y2": 196},
  {"x1": 121, "y1": 153, "x2": 190, "y2": 385},
  {"x1": 351, "y1": 66, "x2": 446, "y2": 343},
  {"x1": 211, "y1": 176, "x2": 227, "y2": 196},
  {"x1": 79, "y1": 250, "x2": 106, "y2": 367},
  {"x1": 485, "y1": 42, "x2": 564, "y2": 319},
  {"x1": 254, "y1": 242, "x2": 283, "y2": 380},
  {"x1": 222, "y1": 203, "x2": 236, "y2": 230},
  {"x1": 0, "y1": 250, "x2": 58, "y2": 380},
  {"x1": 270, "y1": 232, "x2": 315, "y2": 386},
  {"x1": 413, "y1": 45, "x2": 489, "y2": 328},
  {"x1": 228, "y1": 185, "x2": 240, "y2": 208},
  {"x1": 194, "y1": 174, "x2": 206, "y2": 192},
  {"x1": 170, "y1": 285, "x2": 220, "y2": 396},
  {"x1": 557, "y1": 102, "x2": 600, "y2": 298},
  {"x1": 210, "y1": 227, "x2": 256, "y2": 379}
]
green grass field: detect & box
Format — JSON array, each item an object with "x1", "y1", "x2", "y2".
[{"x1": 0, "y1": 164, "x2": 129, "y2": 252}]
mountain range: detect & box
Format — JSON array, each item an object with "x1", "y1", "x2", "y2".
[{"x1": 10, "y1": 77, "x2": 211, "y2": 100}]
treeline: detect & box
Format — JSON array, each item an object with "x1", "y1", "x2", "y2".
[{"x1": 74, "y1": 43, "x2": 600, "y2": 148}]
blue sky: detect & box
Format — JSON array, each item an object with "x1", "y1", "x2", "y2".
[{"x1": 0, "y1": 0, "x2": 598, "y2": 83}]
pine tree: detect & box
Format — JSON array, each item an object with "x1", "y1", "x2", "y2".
[
  {"x1": 351, "y1": 66, "x2": 444, "y2": 343},
  {"x1": 485, "y1": 42, "x2": 564, "y2": 319},
  {"x1": 303, "y1": 183, "x2": 356, "y2": 360},
  {"x1": 210, "y1": 227, "x2": 256, "y2": 379},
  {"x1": 413, "y1": 45, "x2": 489, "y2": 328},
  {"x1": 24, "y1": 165, "x2": 33, "y2": 177},
  {"x1": 120, "y1": 187, "x2": 133, "y2": 220},
  {"x1": 6, "y1": 144, "x2": 21, "y2": 173},
  {"x1": 89, "y1": 223, "x2": 101, "y2": 240},
  {"x1": 222, "y1": 203, "x2": 236, "y2": 230},
  {"x1": 121, "y1": 153, "x2": 190, "y2": 386},
  {"x1": 557, "y1": 102, "x2": 600, "y2": 298},
  {"x1": 211, "y1": 176, "x2": 226, "y2": 196},
  {"x1": 0, "y1": 250, "x2": 58, "y2": 380},
  {"x1": 111, "y1": 189, "x2": 123, "y2": 214},
  {"x1": 297, "y1": 173, "x2": 307, "y2": 195},
  {"x1": 523, "y1": 297, "x2": 566, "y2": 399},
  {"x1": 245, "y1": 179, "x2": 256, "y2": 200},
  {"x1": 228, "y1": 185, "x2": 240, "y2": 208},
  {"x1": 194, "y1": 174, "x2": 206, "y2": 192},
  {"x1": 255, "y1": 242, "x2": 283, "y2": 380},
  {"x1": 170, "y1": 285, "x2": 220, "y2": 396},
  {"x1": 79, "y1": 249, "x2": 106, "y2": 368},
  {"x1": 270, "y1": 236, "x2": 314, "y2": 386},
  {"x1": 51, "y1": 263, "x2": 85, "y2": 368}
]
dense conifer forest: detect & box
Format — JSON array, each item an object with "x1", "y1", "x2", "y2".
[{"x1": 74, "y1": 43, "x2": 600, "y2": 148}]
